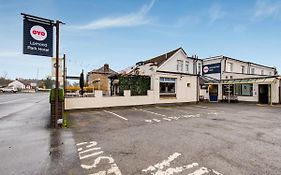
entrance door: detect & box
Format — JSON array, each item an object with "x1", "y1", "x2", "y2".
[
  {"x1": 259, "y1": 84, "x2": 269, "y2": 104},
  {"x1": 209, "y1": 85, "x2": 218, "y2": 102}
]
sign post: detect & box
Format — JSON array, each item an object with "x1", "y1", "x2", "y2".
[{"x1": 21, "y1": 13, "x2": 65, "y2": 128}]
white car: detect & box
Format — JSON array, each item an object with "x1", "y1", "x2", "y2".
[{"x1": 0, "y1": 86, "x2": 18, "y2": 93}]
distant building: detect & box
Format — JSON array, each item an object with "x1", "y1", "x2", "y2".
[
  {"x1": 87, "y1": 64, "x2": 117, "y2": 95},
  {"x1": 8, "y1": 80, "x2": 26, "y2": 90}
]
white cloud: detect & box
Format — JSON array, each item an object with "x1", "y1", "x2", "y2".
[
  {"x1": 209, "y1": 4, "x2": 225, "y2": 23},
  {"x1": 74, "y1": 0, "x2": 156, "y2": 30},
  {"x1": 254, "y1": 0, "x2": 281, "y2": 19}
]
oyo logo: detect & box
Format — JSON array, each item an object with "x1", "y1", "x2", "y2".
[
  {"x1": 30, "y1": 25, "x2": 47, "y2": 41},
  {"x1": 203, "y1": 66, "x2": 209, "y2": 73}
]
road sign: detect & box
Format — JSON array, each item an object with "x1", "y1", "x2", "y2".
[{"x1": 23, "y1": 18, "x2": 53, "y2": 57}]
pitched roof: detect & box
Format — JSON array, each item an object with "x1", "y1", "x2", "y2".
[
  {"x1": 143, "y1": 47, "x2": 184, "y2": 67},
  {"x1": 89, "y1": 66, "x2": 117, "y2": 75}
]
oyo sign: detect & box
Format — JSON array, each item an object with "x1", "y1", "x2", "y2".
[
  {"x1": 203, "y1": 66, "x2": 209, "y2": 73},
  {"x1": 30, "y1": 25, "x2": 47, "y2": 41},
  {"x1": 202, "y1": 63, "x2": 221, "y2": 74},
  {"x1": 23, "y1": 19, "x2": 53, "y2": 57}
]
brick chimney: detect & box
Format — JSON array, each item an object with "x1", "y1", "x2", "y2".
[{"x1": 104, "y1": 64, "x2": 109, "y2": 72}]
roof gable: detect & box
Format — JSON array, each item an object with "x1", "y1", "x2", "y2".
[{"x1": 143, "y1": 47, "x2": 185, "y2": 67}]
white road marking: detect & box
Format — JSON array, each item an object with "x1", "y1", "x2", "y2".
[
  {"x1": 142, "y1": 152, "x2": 182, "y2": 172},
  {"x1": 80, "y1": 151, "x2": 104, "y2": 160},
  {"x1": 86, "y1": 141, "x2": 98, "y2": 148},
  {"x1": 76, "y1": 142, "x2": 88, "y2": 146},
  {"x1": 142, "y1": 152, "x2": 199, "y2": 175},
  {"x1": 212, "y1": 169, "x2": 223, "y2": 175},
  {"x1": 152, "y1": 119, "x2": 161, "y2": 122},
  {"x1": 208, "y1": 112, "x2": 218, "y2": 115},
  {"x1": 145, "y1": 120, "x2": 153, "y2": 123},
  {"x1": 79, "y1": 147, "x2": 101, "y2": 154},
  {"x1": 104, "y1": 110, "x2": 128, "y2": 121},
  {"x1": 77, "y1": 141, "x2": 122, "y2": 174},
  {"x1": 162, "y1": 118, "x2": 172, "y2": 121},
  {"x1": 81, "y1": 156, "x2": 115, "y2": 169},
  {"x1": 137, "y1": 108, "x2": 166, "y2": 117},
  {"x1": 188, "y1": 167, "x2": 210, "y2": 175}
]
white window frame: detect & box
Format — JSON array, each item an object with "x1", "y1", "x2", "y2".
[
  {"x1": 177, "y1": 60, "x2": 183, "y2": 72},
  {"x1": 241, "y1": 65, "x2": 245, "y2": 74},
  {"x1": 251, "y1": 68, "x2": 255, "y2": 74},
  {"x1": 185, "y1": 61, "x2": 189, "y2": 73},
  {"x1": 228, "y1": 62, "x2": 233, "y2": 72}
]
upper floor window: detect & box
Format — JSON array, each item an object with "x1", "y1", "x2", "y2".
[
  {"x1": 185, "y1": 61, "x2": 189, "y2": 73},
  {"x1": 241, "y1": 65, "x2": 245, "y2": 74},
  {"x1": 228, "y1": 62, "x2": 233, "y2": 72},
  {"x1": 177, "y1": 60, "x2": 183, "y2": 72},
  {"x1": 251, "y1": 68, "x2": 255, "y2": 74},
  {"x1": 261, "y1": 70, "x2": 264, "y2": 75}
]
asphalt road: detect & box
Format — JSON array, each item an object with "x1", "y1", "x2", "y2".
[
  {"x1": 0, "y1": 93, "x2": 83, "y2": 175},
  {"x1": 69, "y1": 103, "x2": 281, "y2": 175}
]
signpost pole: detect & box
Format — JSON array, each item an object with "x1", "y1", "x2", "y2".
[{"x1": 54, "y1": 20, "x2": 60, "y2": 128}]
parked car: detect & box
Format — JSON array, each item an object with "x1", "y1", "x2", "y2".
[{"x1": 0, "y1": 86, "x2": 18, "y2": 93}]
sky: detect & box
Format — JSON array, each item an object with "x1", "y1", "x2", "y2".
[{"x1": 0, "y1": 0, "x2": 281, "y2": 79}]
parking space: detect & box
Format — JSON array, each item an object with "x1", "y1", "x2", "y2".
[{"x1": 68, "y1": 103, "x2": 281, "y2": 175}]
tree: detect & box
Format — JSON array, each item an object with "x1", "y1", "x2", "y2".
[{"x1": 44, "y1": 76, "x2": 54, "y2": 89}]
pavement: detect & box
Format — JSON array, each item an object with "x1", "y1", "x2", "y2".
[
  {"x1": 68, "y1": 103, "x2": 281, "y2": 175},
  {"x1": 0, "y1": 93, "x2": 83, "y2": 175}
]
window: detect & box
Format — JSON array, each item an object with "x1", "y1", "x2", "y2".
[
  {"x1": 235, "y1": 84, "x2": 253, "y2": 96},
  {"x1": 222, "y1": 84, "x2": 234, "y2": 95},
  {"x1": 185, "y1": 61, "x2": 189, "y2": 73},
  {"x1": 241, "y1": 65, "x2": 245, "y2": 74},
  {"x1": 251, "y1": 68, "x2": 255, "y2": 74},
  {"x1": 198, "y1": 63, "x2": 201, "y2": 74},
  {"x1": 177, "y1": 60, "x2": 183, "y2": 72},
  {"x1": 261, "y1": 70, "x2": 264, "y2": 75},
  {"x1": 160, "y1": 77, "x2": 176, "y2": 97},
  {"x1": 228, "y1": 62, "x2": 233, "y2": 72}
]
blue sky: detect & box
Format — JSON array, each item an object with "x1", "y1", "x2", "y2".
[{"x1": 0, "y1": 0, "x2": 281, "y2": 79}]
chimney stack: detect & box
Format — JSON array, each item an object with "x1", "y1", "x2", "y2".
[{"x1": 104, "y1": 64, "x2": 109, "y2": 72}]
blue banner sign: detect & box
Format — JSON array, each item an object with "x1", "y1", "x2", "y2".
[
  {"x1": 23, "y1": 19, "x2": 53, "y2": 57},
  {"x1": 202, "y1": 63, "x2": 221, "y2": 74}
]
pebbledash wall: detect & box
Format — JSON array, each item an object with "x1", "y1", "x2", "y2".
[{"x1": 65, "y1": 73, "x2": 198, "y2": 110}]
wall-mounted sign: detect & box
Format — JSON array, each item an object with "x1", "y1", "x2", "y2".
[
  {"x1": 203, "y1": 63, "x2": 221, "y2": 74},
  {"x1": 23, "y1": 19, "x2": 53, "y2": 57}
]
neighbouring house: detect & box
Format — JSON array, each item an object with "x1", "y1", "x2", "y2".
[
  {"x1": 199, "y1": 55, "x2": 280, "y2": 104},
  {"x1": 8, "y1": 80, "x2": 26, "y2": 90},
  {"x1": 87, "y1": 64, "x2": 117, "y2": 95}
]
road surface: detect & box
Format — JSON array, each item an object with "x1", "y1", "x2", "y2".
[{"x1": 0, "y1": 93, "x2": 82, "y2": 175}]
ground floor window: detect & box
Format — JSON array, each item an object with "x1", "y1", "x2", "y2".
[
  {"x1": 222, "y1": 84, "x2": 234, "y2": 95},
  {"x1": 160, "y1": 77, "x2": 176, "y2": 97},
  {"x1": 235, "y1": 84, "x2": 253, "y2": 96}
]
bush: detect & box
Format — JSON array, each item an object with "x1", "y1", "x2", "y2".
[{"x1": 49, "y1": 88, "x2": 64, "y2": 103}]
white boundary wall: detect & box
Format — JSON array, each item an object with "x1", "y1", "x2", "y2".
[{"x1": 65, "y1": 90, "x2": 155, "y2": 110}]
